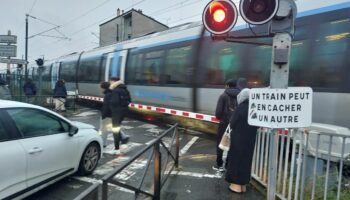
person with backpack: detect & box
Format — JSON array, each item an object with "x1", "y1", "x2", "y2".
[
  {"x1": 0, "y1": 77, "x2": 11, "y2": 100},
  {"x1": 109, "y1": 77, "x2": 131, "y2": 152},
  {"x1": 213, "y1": 79, "x2": 241, "y2": 172},
  {"x1": 100, "y1": 81, "x2": 113, "y2": 147},
  {"x1": 23, "y1": 79, "x2": 37, "y2": 103},
  {"x1": 53, "y1": 79, "x2": 67, "y2": 112}
]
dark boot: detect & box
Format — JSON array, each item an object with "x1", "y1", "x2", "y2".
[{"x1": 113, "y1": 132, "x2": 120, "y2": 150}]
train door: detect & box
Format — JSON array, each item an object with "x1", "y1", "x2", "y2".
[
  {"x1": 51, "y1": 62, "x2": 60, "y2": 89},
  {"x1": 108, "y1": 49, "x2": 128, "y2": 81}
]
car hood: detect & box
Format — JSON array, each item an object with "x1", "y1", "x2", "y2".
[{"x1": 71, "y1": 121, "x2": 95, "y2": 129}]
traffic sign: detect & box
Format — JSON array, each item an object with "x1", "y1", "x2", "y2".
[
  {"x1": 0, "y1": 58, "x2": 28, "y2": 65},
  {"x1": 248, "y1": 87, "x2": 313, "y2": 128},
  {"x1": 0, "y1": 35, "x2": 17, "y2": 44},
  {"x1": 0, "y1": 45, "x2": 17, "y2": 57}
]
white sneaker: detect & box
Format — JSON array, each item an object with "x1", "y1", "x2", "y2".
[
  {"x1": 112, "y1": 149, "x2": 121, "y2": 155},
  {"x1": 120, "y1": 144, "x2": 128, "y2": 153}
]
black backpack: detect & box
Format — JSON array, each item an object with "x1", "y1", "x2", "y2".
[{"x1": 118, "y1": 88, "x2": 131, "y2": 107}]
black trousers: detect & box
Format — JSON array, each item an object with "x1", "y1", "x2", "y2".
[
  {"x1": 111, "y1": 109, "x2": 127, "y2": 149},
  {"x1": 216, "y1": 121, "x2": 229, "y2": 167}
]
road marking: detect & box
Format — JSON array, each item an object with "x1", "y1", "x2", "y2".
[
  {"x1": 167, "y1": 170, "x2": 222, "y2": 179},
  {"x1": 180, "y1": 136, "x2": 199, "y2": 156},
  {"x1": 75, "y1": 111, "x2": 99, "y2": 117},
  {"x1": 138, "y1": 124, "x2": 157, "y2": 129},
  {"x1": 72, "y1": 177, "x2": 134, "y2": 194}
]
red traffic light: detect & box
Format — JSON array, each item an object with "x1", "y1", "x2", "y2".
[
  {"x1": 202, "y1": 0, "x2": 238, "y2": 35},
  {"x1": 213, "y1": 8, "x2": 226, "y2": 23}
]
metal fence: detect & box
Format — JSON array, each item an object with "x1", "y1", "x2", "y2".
[
  {"x1": 76, "y1": 124, "x2": 180, "y2": 200},
  {"x1": 10, "y1": 95, "x2": 77, "y2": 112},
  {"x1": 252, "y1": 124, "x2": 350, "y2": 200},
  {"x1": 102, "y1": 124, "x2": 179, "y2": 200}
]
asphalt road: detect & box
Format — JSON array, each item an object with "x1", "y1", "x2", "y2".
[{"x1": 24, "y1": 108, "x2": 264, "y2": 200}]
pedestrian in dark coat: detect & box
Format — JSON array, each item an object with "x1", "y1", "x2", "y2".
[
  {"x1": 100, "y1": 81, "x2": 113, "y2": 147},
  {"x1": 213, "y1": 79, "x2": 240, "y2": 172},
  {"x1": 0, "y1": 77, "x2": 11, "y2": 100},
  {"x1": 109, "y1": 77, "x2": 131, "y2": 151},
  {"x1": 23, "y1": 79, "x2": 36, "y2": 103},
  {"x1": 53, "y1": 79, "x2": 67, "y2": 111},
  {"x1": 226, "y1": 88, "x2": 258, "y2": 193}
]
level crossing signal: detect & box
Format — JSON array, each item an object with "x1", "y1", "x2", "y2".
[
  {"x1": 202, "y1": 0, "x2": 238, "y2": 35},
  {"x1": 35, "y1": 58, "x2": 44, "y2": 66},
  {"x1": 202, "y1": 0, "x2": 279, "y2": 35},
  {"x1": 240, "y1": 0, "x2": 279, "y2": 25}
]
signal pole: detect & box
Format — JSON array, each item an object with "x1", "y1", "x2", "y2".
[
  {"x1": 267, "y1": 1, "x2": 297, "y2": 199},
  {"x1": 25, "y1": 14, "x2": 29, "y2": 82}
]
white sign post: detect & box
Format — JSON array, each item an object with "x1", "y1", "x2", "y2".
[{"x1": 248, "y1": 87, "x2": 313, "y2": 128}]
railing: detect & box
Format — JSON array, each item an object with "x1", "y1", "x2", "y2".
[
  {"x1": 252, "y1": 125, "x2": 350, "y2": 200},
  {"x1": 73, "y1": 183, "x2": 100, "y2": 200},
  {"x1": 101, "y1": 123, "x2": 179, "y2": 200}
]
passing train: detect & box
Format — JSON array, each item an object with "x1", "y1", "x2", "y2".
[{"x1": 28, "y1": 2, "x2": 350, "y2": 131}]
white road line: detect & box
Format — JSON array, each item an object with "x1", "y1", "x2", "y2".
[
  {"x1": 138, "y1": 124, "x2": 157, "y2": 129},
  {"x1": 180, "y1": 136, "x2": 199, "y2": 156},
  {"x1": 74, "y1": 111, "x2": 99, "y2": 117},
  {"x1": 72, "y1": 176, "x2": 134, "y2": 194},
  {"x1": 166, "y1": 171, "x2": 222, "y2": 179}
]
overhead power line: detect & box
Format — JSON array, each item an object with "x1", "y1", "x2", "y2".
[
  {"x1": 28, "y1": 0, "x2": 38, "y2": 14},
  {"x1": 62, "y1": 0, "x2": 114, "y2": 27},
  {"x1": 33, "y1": 0, "x2": 149, "y2": 57},
  {"x1": 32, "y1": 0, "x2": 147, "y2": 54}
]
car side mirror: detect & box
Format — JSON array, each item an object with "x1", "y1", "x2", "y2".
[{"x1": 69, "y1": 126, "x2": 79, "y2": 136}]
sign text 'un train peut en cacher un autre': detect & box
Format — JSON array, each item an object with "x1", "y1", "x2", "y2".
[{"x1": 248, "y1": 87, "x2": 313, "y2": 128}]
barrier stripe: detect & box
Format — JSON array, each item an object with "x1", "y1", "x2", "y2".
[{"x1": 78, "y1": 95, "x2": 219, "y2": 123}]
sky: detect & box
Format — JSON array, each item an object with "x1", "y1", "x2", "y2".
[{"x1": 0, "y1": 0, "x2": 349, "y2": 72}]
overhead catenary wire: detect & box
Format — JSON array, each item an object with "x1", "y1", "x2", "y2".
[
  {"x1": 32, "y1": 0, "x2": 149, "y2": 56},
  {"x1": 28, "y1": 0, "x2": 38, "y2": 14}
]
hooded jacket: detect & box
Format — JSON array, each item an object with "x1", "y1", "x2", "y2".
[
  {"x1": 236, "y1": 78, "x2": 247, "y2": 90},
  {"x1": 0, "y1": 78, "x2": 11, "y2": 100},
  {"x1": 215, "y1": 87, "x2": 240, "y2": 122},
  {"x1": 53, "y1": 81, "x2": 67, "y2": 98},
  {"x1": 109, "y1": 80, "x2": 131, "y2": 110},
  {"x1": 23, "y1": 80, "x2": 36, "y2": 96}
]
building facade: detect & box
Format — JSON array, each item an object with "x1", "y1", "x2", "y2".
[{"x1": 99, "y1": 9, "x2": 168, "y2": 46}]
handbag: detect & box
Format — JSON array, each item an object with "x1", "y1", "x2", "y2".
[{"x1": 219, "y1": 124, "x2": 231, "y2": 151}]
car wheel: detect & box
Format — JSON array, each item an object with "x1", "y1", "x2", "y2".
[{"x1": 78, "y1": 142, "x2": 100, "y2": 175}]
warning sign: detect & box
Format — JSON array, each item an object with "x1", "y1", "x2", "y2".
[{"x1": 248, "y1": 87, "x2": 313, "y2": 128}]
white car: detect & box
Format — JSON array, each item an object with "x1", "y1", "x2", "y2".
[{"x1": 0, "y1": 100, "x2": 103, "y2": 200}]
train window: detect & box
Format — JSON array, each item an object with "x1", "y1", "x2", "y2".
[
  {"x1": 78, "y1": 56, "x2": 101, "y2": 83},
  {"x1": 108, "y1": 57, "x2": 113, "y2": 78},
  {"x1": 248, "y1": 44, "x2": 272, "y2": 87},
  {"x1": 126, "y1": 53, "x2": 144, "y2": 84},
  {"x1": 308, "y1": 20, "x2": 349, "y2": 90},
  {"x1": 60, "y1": 61, "x2": 77, "y2": 82},
  {"x1": 42, "y1": 65, "x2": 51, "y2": 81},
  {"x1": 144, "y1": 50, "x2": 164, "y2": 84},
  {"x1": 164, "y1": 46, "x2": 191, "y2": 85},
  {"x1": 100, "y1": 55, "x2": 107, "y2": 81},
  {"x1": 204, "y1": 40, "x2": 246, "y2": 86}
]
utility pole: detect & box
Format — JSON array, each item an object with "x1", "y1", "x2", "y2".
[{"x1": 25, "y1": 14, "x2": 29, "y2": 82}]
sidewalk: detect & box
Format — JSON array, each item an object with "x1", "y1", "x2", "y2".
[{"x1": 160, "y1": 133, "x2": 265, "y2": 200}]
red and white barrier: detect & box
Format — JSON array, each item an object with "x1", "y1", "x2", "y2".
[{"x1": 78, "y1": 95, "x2": 219, "y2": 123}]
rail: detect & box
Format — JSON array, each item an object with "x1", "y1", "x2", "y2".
[
  {"x1": 252, "y1": 125, "x2": 350, "y2": 200},
  {"x1": 101, "y1": 124, "x2": 180, "y2": 200}
]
